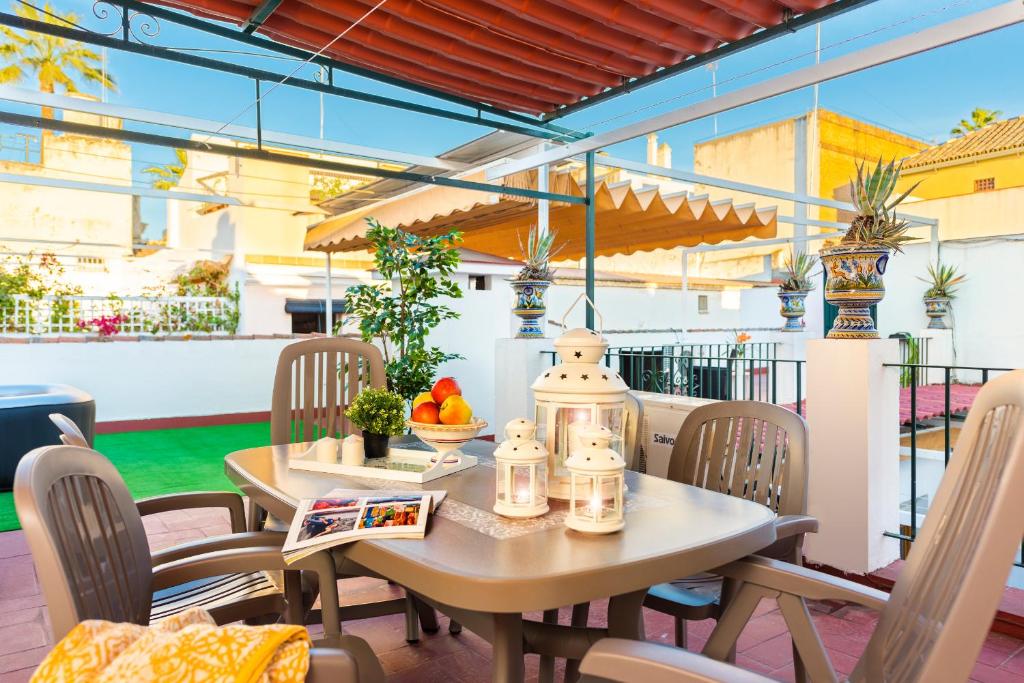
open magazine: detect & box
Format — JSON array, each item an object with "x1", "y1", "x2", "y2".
[{"x1": 282, "y1": 489, "x2": 447, "y2": 564}]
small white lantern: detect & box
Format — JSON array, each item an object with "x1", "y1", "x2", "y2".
[
  {"x1": 565, "y1": 425, "x2": 625, "y2": 534},
  {"x1": 493, "y1": 418, "x2": 549, "y2": 518},
  {"x1": 532, "y1": 295, "x2": 629, "y2": 500}
]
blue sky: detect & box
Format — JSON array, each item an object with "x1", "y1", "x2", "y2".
[{"x1": 2, "y1": 0, "x2": 1022, "y2": 238}]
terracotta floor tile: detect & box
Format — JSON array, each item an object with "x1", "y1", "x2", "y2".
[
  {"x1": 0, "y1": 646, "x2": 50, "y2": 674},
  {"x1": 0, "y1": 623, "x2": 47, "y2": 658},
  {"x1": 736, "y1": 610, "x2": 791, "y2": 650},
  {"x1": 0, "y1": 668, "x2": 34, "y2": 683},
  {"x1": 973, "y1": 662, "x2": 1024, "y2": 683},
  {"x1": 741, "y1": 633, "x2": 795, "y2": 669},
  {"x1": 0, "y1": 533, "x2": 28, "y2": 560},
  {"x1": 982, "y1": 634, "x2": 1024, "y2": 669}
]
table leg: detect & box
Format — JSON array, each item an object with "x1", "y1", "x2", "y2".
[
  {"x1": 492, "y1": 612, "x2": 525, "y2": 683},
  {"x1": 562, "y1": 603, "x2": 591, "y2": 683},
  {"x1": 607, "y1": 589, "x2": 648, "y2": 639},
  {"x1": 537, "y1": 609, "x2": 560, "y2": 683}
]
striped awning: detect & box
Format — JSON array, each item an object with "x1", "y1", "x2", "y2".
[{"x1": 304, "y1": 168, "x2": 777, "y2": 259}]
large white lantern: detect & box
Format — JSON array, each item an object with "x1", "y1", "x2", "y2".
[
  {"x1": 531, "y1": 296, "x2": 628, "y2": 500},
  {"x1": 565, "y1": 424, "x2": 626, "y2": 534},
  {"x1": 493, "y1": 418, "x2": 549, "y2": 518}
]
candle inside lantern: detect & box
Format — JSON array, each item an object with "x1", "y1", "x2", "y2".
[{"x1": 493, "y1": 418, "x2": 549, "y2": 519}]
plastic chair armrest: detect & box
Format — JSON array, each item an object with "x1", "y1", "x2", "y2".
[
  {"x1": 774, "y1": 514, "x2": 819, "y2": 539},
  {"x1": 152, "y1": 546, "x2": 341, "y2": 640},
  {"x1": 579, "y1": 639, "x2": 774, "y2": 683},
  {"x1": 150, "y1": 531, "x2": 285, "y2": 566},
  {"x1": 136, "y1": 491, "x2": 246, "y2": 533},
  {"x1": 714, "y1": 555, "x2": 888, "y2": 611}
]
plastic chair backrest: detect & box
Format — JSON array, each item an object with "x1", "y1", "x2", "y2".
[
  {"x1": 14, "y1": 444, "x2": 152, "y2": 640},
  {"x1": 667, "y1": 400, "x2": 809, "y2": 518},
  {"x1": 852, "y1": 370, "x2": 1024, "y2": 683},
  {"x1": 270, "y1": 337, "x2": 386, "y2": 445}
]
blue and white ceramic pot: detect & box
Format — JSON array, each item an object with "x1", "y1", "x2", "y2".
[
  {"x1": 924, "y1": 296, "x2": 951, "y2": 330},
  {"x1": 778, "y1": 289, "x2": 809, "y2": 332},
  {"x1": 510, "y1": 280, "x2": 550, "y2": 338},
  {"x1": 820, "y1": 244, "x2": 889, "y2": 339}
]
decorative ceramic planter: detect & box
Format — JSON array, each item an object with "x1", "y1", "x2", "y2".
[
  {"x1": 510, "y1": 279, "x2": 550, "y2": 338},
  {"x1": 820, "y1": 244, "x2": 889, "y2": 339},
  {"x1": 777, "y1": 289, "x2": 809, "y2": 332},
  {"x1": 924, "y1": 296, "x2": 951, "y2": 329},
  {"x1": 361, "y1": 430, "x2": 390, "y2": 459}
]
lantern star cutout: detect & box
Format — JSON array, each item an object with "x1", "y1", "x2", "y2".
[
  {"x1": 581, "y1": 374, "x2": 589, "y2": 381},
  {"x1": 560, "y1": 373, "x2": 568, "y2": 380},
  {"x1": 574, "y1": 350, "x2": 583, "y2": 359}
]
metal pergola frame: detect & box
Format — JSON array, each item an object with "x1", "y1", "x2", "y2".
[{"x1": 2, "y1": 0, "x2": 1021, "y2": 330}]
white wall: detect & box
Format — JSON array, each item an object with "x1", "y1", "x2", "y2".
[
  {"x1": 876, "y1": 238, "x2": 1024, "y2": 369},
  {"x1": 0, "y1": 338, "x2": 298, "y2": 422}
]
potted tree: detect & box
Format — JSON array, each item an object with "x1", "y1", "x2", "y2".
[
  {"x1": 820, "y1": 158, "x2": 921, "y2": 339},
  {"x1": 511, "y1": 226, "x2": 562, "y2": 338},
  {"x1": 919, "y1": 261, "x2": 965, "y2": 329},
  {"x1": 777, "y1": 249, "x2": 817, "y2": 332},
  {"x1": 345, "y1": 387, "x2": 406, "y2": 458},
  {"x1": 343, "y1": 218, "x2": 463, "y2": 401}
]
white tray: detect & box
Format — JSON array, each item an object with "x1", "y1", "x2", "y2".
[{"x1": 289, "y1": 442, "x2": 477, "y2": 483}]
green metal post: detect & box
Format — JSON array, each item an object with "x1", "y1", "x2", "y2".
[{"x1": 585, "y1": 151, "x2": 596, "y2": 330}]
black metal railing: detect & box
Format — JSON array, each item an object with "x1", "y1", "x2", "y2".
[
  {"x1": 542, "y1": 343, "x2": 806, "y2": 415},
  {"x1": 893, "y1": 335, "x2": 931, "y2": 387},
  {"x1": 881, "y1": 363, "x2": 1019, "y2": 566}
]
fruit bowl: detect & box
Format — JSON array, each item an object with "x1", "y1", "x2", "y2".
[{"x1": 406, "y1": 418, "x2": 488, "y2": 457}]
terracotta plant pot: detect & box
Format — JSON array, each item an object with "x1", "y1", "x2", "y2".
[
  {"x1": 820, "y1": 244, "x2": 889, "y2": 339},
  {"x1": 510, "y1": 279, "x2": 550, "y2": 339},
  {"x1": 361, "y1": 431, "x2": 390, "y2": 459},
  {"x1": 924, "y1": 296, "x2": 951, "y2": 329},
  {"x1": 777, "y1": 289, "x2": 809, "y2": 332}
]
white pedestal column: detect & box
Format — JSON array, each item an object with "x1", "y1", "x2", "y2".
[
  {"x1": 494, "y1": 337, "x2": 555, "y2": 431},
  {"x1": 803, "y1": 338, "x2": 901, "y2": 574}
]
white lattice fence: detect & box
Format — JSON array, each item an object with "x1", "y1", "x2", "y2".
[{"x1": 0, "y1": 295, "x2": 236, "y2": 335}]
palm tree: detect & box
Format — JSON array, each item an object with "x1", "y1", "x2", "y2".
[
  {"x1": 143, "y1": 148, "x2": 188, "y2": 190},
  {"x1": 0, "y1": 2, "x2": 116, "y2": 119},
  {"x1": 950, "y1": 108, "x2": 1002, "y2": 136}
]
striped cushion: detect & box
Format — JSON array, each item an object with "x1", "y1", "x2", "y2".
[{"x1": 150, "y1": 572, "x2": 281, "y2": 622}]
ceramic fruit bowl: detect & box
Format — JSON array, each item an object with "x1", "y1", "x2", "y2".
[{"x1": 406, "y1": 418, "x2": 487, "y2": 457}]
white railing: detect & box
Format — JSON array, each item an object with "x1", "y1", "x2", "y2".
[{"x1": 0, "y1": 294, "x2": 237, "y2": 335}]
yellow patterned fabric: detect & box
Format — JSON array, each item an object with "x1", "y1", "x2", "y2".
[{"x1": 32, "y1": 608, "x2": 310, "y2": 683}]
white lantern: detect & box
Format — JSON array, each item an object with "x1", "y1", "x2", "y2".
[
  {"x1": 531, "y1": 295, "x2": 628, "y2": 500},
  {"x1": 565, "y1": 424, "x2": 625, "y2": 534},
  {"x1": 493, "y1": 418, "x2": 549, "y2": 518}
]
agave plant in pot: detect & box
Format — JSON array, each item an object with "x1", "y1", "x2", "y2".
[
  {"x1": 919, "y1": 260, "x2": 965, "y2": 329},
  {"x1": 820, "y1": 159, "x2": 920, "y2": 339},
  {"x1": 511, "y1": 225, "x2": 563, "y2": 338},
  {"x1": 777, "y1": 250, "x2": 817, "y2": 332}
]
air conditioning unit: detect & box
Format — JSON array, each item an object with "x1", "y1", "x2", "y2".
[{"x1": 635, "y1": 391, "x2": 717, "y2": 479}]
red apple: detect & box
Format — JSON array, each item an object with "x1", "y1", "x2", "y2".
[
  {"x1": 430, "y1": 377, "x2": 461, "y2": 405},
  {"x1": 411, "y1": 401, "x2": 441, "y2": 424}
]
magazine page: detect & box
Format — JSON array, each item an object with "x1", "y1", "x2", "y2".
[{"x1": 282, "y1": 489, "x2": 447, "y2": 563}]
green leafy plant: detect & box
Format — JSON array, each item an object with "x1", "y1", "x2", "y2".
[
  {"x1": 843, "y1": 158, "x2": 921, "y2": 252},
  {"x1": 0, "y1": 2, "x2": 117, "y2": 120},
  {"x1": 0, "y1": 251, "x2": 82, "y2": 332},
  {"x1": 951, "y1": 107, "x2": 1001, "y2": 136},
  {"x1": 515, "y1": 225, "x2": 562, "y2": 281},
  {"x1": 143, "y1": 149, "x2": 188, "y2": 191},
  {"x1": 343, "y1": 218, "x2": 463, "y2": 400},
  {"x1": 918, "y1": 260, "x2": 966, "y2": 299},
  {"x1": 779, "y1": 250, "x2": 817, "y2": 292},
  {"x1": 345, "y1": 387, "x2": 406, "y2": 436}
]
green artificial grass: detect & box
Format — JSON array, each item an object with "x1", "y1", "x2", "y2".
[{"x1": 0, "y1": 421, "x2": 272, "y2": 532}]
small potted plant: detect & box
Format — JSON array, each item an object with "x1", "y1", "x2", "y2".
[
  {"x1": 777, "y1": 250, "x2": 817, "y2": 332},
  {"x1": 345, "y1": 387, "x2": 406, "y2": 458},
  {"x1": 820, "y1": 158, "x2": 921, "y2": 339},
  {"x1": 511, "y1": 225, "x2": 562, "y2": 338},
  {"x1": 918, "y1": 260, "x2": 965, "y2": 329}
]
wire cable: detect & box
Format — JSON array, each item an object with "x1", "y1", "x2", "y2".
[{"x1": 202, "y1": 0, "x2": 389, "y2": 143}]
